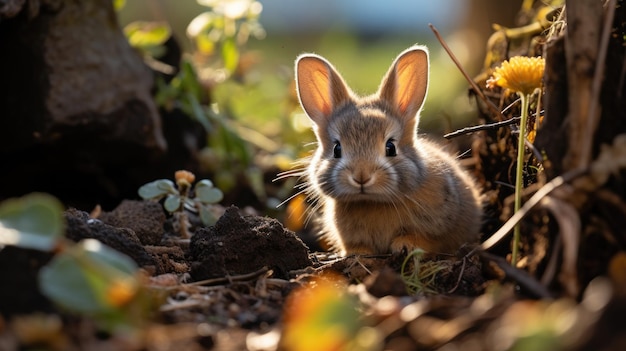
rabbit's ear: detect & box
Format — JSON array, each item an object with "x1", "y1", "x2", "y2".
[
  {"x1": 378, "y1": 46, "x2": 429, "y2": 123},
  {"x1": 295, "y1": 54, "x2": 352, "y2": 126}
]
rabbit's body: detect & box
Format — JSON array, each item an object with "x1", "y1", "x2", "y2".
[{"x1": 293, "y1": 45, "x2": 483, "y2": 255}]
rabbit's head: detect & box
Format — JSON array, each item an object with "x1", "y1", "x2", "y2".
[{"x1": 295, "y1": 46, "x2": 431, "y2": 203}]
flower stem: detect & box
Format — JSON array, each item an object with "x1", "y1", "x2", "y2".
[{"x1": 512, "y1": 93, "x2": 530, "y2": 266}]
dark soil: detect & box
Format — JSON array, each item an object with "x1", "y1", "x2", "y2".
[
  {"x1": 188, "y1": 206, "x2": 312, "y2": 281},
  {"x1": 0, "y1": 198, "x2": 490, "y2": 350}
]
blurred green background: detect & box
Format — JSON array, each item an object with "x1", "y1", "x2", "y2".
[{"x1": 119, "y1": 0, "x2": 520, "y2": 130}]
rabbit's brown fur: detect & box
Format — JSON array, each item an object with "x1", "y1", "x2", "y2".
[{"x1": 293, "y1": 45, "x2": 483, "y2": 255}]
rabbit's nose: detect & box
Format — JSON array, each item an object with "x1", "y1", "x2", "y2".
[
  {"x1": 350, "y1": 171, "x2": 374, "y2": 187},
  {"x1": 353, "y1": 176, "x2": 370, "y2": 185}
]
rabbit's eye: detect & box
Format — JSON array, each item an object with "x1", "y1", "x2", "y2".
[
  {"x1": 333, "y1": 141, "x2": 342, "y2": 158},
  {"x1": 385, "y1": 139, "x2": 397, "y2": 157}
]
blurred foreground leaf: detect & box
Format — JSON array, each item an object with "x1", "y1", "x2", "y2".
[
  {"x1": 39, "y1": 239, "x2": 140, "y2": 329},
  {"x1": 282, "y1": 274, "x2": 372, "y2": 351},
  {"x1": 0, "y1": 193, "x2": 64, "y2": 251}
]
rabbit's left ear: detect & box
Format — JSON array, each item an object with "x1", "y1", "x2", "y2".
[
  {"x1": 378, "y1": 45, "x2": 429, "y2": 123},
  {"x1": 295, "y1": 54, "x2": 352, "y2": 127}
]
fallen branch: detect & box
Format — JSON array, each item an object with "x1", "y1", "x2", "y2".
[{"x1": 478, "y1": 251, "x2": 552, "y2": 298}]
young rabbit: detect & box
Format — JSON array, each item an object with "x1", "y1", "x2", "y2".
[{"x1": 289, "y1": 45, "x2": 483, "y2": 255}]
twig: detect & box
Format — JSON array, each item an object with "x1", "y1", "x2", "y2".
[
  {"x1": 429, "y1": 23, "x2": 506, "y2": 121},
  {"x1": 443, "y1": 99, "x2": 543, "y2": 140},
  {"x1": 447, "y1": 257, "x2": 467, "y2": 294},
  {"x1": 444, "y1": 117, "x2": 521, "y2": 139},
  {"x1": 184, "y1": 266, "x2": 271, "y2": 287},
  {"x1": 478, "y1": 251, "x2": 552, "y2": 298}
]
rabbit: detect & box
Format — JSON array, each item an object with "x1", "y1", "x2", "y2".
[{"x1": 283, "y1": 45, "x2": 483, "y2": 255}]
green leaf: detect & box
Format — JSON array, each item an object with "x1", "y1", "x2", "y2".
[
  {"x1": 39, "y1": 239, "x2": 138, "y2": 315},
  {"x1": 221, "y1": 38, "x2": 239, "y2": 73},
  {"x1": 0, "y1": 193, "x2": 64, "y2": 251},
  {"x1": 195, "y1": 180, "x2": 224, "y2": 204},
  {"x1": 164, "y1": 194, "x2": 182, "y2": 212},
  {"x1": 138, "y1": 179, "x2": 177, "y2": 200},
  {"x1": 124, "y1": 21, "x2": 171, "y2": 49},
  {"x1": 196, "y1": 179, "x2": 214, "y2": 188}
]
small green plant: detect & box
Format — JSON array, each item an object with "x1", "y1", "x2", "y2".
[
  {"x1": 400, "y1": 249, "x2": 446, "y2": 295},
  {"x1": 0, "y1": 193, "x2": 148, "y2": 333},
  {"x1": 138, "y1": 170, "x2": 223, "y2": 238}
]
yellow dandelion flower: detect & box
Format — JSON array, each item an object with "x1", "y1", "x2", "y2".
[
  {"x1": 486, "y1": 56, "x2": 545, "y2": 95},
  {"x1": 486, "y1": 56, "x2": 545, "y2": 266}
]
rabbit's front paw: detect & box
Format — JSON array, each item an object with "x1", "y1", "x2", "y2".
[{"x1": 390, "y1": 235, "x2": 425, "y2": 254}]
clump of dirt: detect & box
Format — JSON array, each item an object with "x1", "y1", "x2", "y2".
[
  {"x1": 188, "y1": 206, "x2": 312, "y2": 280},
  {"x1": 98, "y1": 199, "x2": 166, "y2": 245},
  {"x1": 64, "y1": 208, "x2": 156, "y2": 269}
]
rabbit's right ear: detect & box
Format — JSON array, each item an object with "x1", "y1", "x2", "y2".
[
  {"x1": 378, "y1": 46, "x2": 429, "y2": 124},
  {"x1": 295, "y1": 54, "x2": 352, "y2": 126}
]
